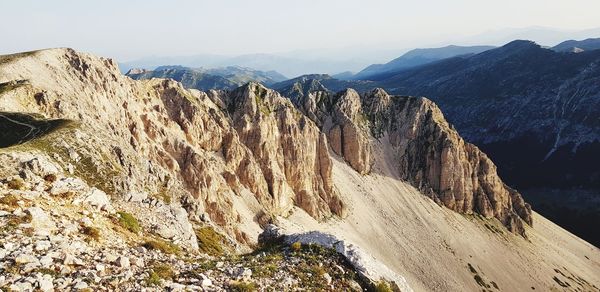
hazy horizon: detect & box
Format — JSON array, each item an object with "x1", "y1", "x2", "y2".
[{"x1": 3, "y1": 0, "x2": 600, "y2": 76}]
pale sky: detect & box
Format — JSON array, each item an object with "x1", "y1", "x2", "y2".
[{"x1": 2, "y1": 0, "x2": 600, "y2": 61}]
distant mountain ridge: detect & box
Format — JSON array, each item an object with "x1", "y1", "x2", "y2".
[
  {"x1": 551, "y1": 38, "x2": 600, "y2": 53},
  {"x1": 126, "y1": 65, "x2": 286, "y2": 91},
  {"x1": 352, "y1": 45, "x2": 495, "y2": 80}
]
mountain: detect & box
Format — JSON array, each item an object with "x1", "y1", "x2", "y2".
[
  {"x1": 370, "y1": 40, "x2": 600, "y2": 246},
  {"x1": 120, "y1": 53, "x2": 378, "y2": 78},
  {"x1": 198, "y1": 66, "x2": 287, "y2": 85},
  {"x1": 126, "y1": 65, "x2": 286, "y2": 91},
  {"x1": 552, "y1": 38, "x2": 600, "y2": 53},
  {"x1": 0, "y1": 48, "x2": 599, "y2": 291},
  {"x1": 353, "y1": 45, "x2": 495, "y2": 80},
  {"x1": 455, "y1": 26, "x2": 600, "y2": 47},
  {"x1": 271, "y1": 74, "x2": 375, "y2": 99},
  {"x1": 271, "y1": 39, "x2": 600, "y2": 247}
]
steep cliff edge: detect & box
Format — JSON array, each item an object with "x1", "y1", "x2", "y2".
[
  {"x1": 285, "y1": 85, "x2": 532, "y2": 234},
  {"x1": 363, "y1": 89, "x2": 532, "y2": 235}
]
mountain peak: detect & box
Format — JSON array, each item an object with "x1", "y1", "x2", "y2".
[{"x1": 500, "y1": 39, "x2": 542, "y2": 51}]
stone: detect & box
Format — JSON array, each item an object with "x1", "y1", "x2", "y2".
[
  {"x1": 37, "y1": 277, "x2": 54, "y2": 292},
  {"x1": 126, "y1": 191, "x2": 148, "y2": 202},
  {"x1": 116, "y1": 256, "x2": 130, "y2": 268},
  {"x1": 25, "y1": 207, "x2": 57, "y2": 235},
  {"x1": 233, "y1": 267, "x2": 252, "y2": 280},
  {"x1": 80, "y1": 217, "x2": 93, "y2": 227},
  {"x1": 15, "y1": 253, "x2": 38, "y2": 265},
  {"x1": 73, "y1": 280, "x2": 88, "y2": 290},
  {"x1": 104, "y1": 253, "x2": 118, "y2": 263},
  {"x1": 322, "y1": 273, "x2": 332, "y2": 285},
  {"x1": 63, "y1": 254, "x2": 83, "y2": 266},
  {"x1": 49, "y1": 177, "x2": 87, "y2": 196},
  {"x1": 201, "y1": 278, "x2": 212, "y2": 287},
  {"x1": 39, "y1": 255, "x2": 53, "y2": 268},
  {"x1": 167, "y1": 282, "x2": 186, "y2": 291},
  {"x1": 34, "y1": 240, "x2": 51, "y2": 251},
  {"x1": 76, "y1": 188, "x2": 113, "y2": 212},
  {"x1": 132, "y1": 257, "x2": 144, "y2": 267}
]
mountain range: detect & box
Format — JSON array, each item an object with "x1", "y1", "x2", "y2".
[
  {"x1": 271, "y1": 39, "x2": 600, "y2": 247},
  {"x1": 1, "y1": 48, "x2": 598, "y2": 291},
  {"x1": 350, "y1": 45, "x2": 496, "y2": 80},
  {"x1": 126, "y1": 65, "x2": 286, "y2": 91}
]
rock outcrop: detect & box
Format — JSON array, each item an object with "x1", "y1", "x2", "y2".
[
  {"x1": 222, "y1": 83, "x2": 345, "y2": 218},
  {"x1": 259, "y1": 224, "x2": 413, "y2": 292},
  {"x1": 327, "y1": 89, "x2": 372, "y2": 174},
  {"x1": 283, "y1": 84, "x2": 532, "y2": 234},
  {"x1": 0, "y1": 48, "x2": 344, "y2": 241},
  {"x1": 363, "y1": 89, "x2": 533, "y2": 234}
]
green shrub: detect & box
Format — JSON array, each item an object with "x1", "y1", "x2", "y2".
[
  {"x1": 375, "y1": 281, "x2": 393, "y2": 292},
  {"x1": 145, "y1": 263, "x2": 174, "y2": 286},
  {"x1": 142, "y1": 239, "x2": 181, "y2": 255},
  {"x1": 116, "y1": 211, "x2": 141, "y2": 233},
  {"x1": 145, "y1": 271, "x2": 161, "y2": 286},
  {"x1": 196, "y1": 226, "x2": 226, "y2": 256},
  {"x1": 229, "y1": 281, "x2": 257, "y2": 292},
  {"x1": 290, "y1": 241, "x2": 302, "y2": 252}
]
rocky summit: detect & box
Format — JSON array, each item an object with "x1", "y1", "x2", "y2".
[{"x1": 0, "y1": 48, "x2": 599, "y2": 291}]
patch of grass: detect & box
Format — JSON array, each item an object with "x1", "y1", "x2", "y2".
[
  {"x1": 81, "y1": 226, "x2": 100, "y2": 241},
  {"x1": 5, "y1": 121, "x2": 121, "y2": 196},
  {"x1": 143, "y1": 239, "x2": 181, "y2": 255},
  {"x1": 9, "y1": 213, "x2": 32, "y2": 226},
  {"x1": 228, "y1": 281, "x2": 257, "y2": 292},
  {"x1": 153, "y1": 189, "x2": 171, "y2": 204},
  {"x1": 0, "y1": 111, "x2": 72, "y2": 149},
  {"x1": 3, "y1": 261, "x2": 22, "y2": 275},
  {"x1": 0, "y1": 193, "x2": 19, "y2": 208},
  {"x1": 7, "y1": 178, "x2": 26, "y2": 190},
  {"x1": 152, "y1": 263, "x2": 175, "y2": 279},
  {"x1": 195, "y1": 226, "x2": 226, "y2": 256},
  {"x1": 375, "y1": 281, "x2": 393, "y2": 292},
  {"x1": 290, "y1": 241, "x2": 302, "y2": 252},
  {"x1": 145, "y1": 263, "x2": 175, "y2": 286},
  {"x1": 34, "y1": 267, "x2": 60, "y2": 277},
  {"x1": 251, "y1": 263, "x2": 278, "y2": 278},
  {"x1": 116, "y1": 211, "x2": 141, "y2": 233},
  {"x1": 145, "y1": 271, "x2": 161, "y2": 286}
]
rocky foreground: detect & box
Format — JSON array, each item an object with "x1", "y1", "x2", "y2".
[{"x1": 0, "y1": 153, "x2": 379, "y2": 291}]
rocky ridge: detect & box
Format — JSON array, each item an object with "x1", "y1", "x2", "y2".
[{"x1": 286, "y1": 87, "x2": 532, "y2": 235}]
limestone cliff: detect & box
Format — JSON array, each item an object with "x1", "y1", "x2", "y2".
[
  {"x1": 0, "y1": 49, "x2": 344, "y2": 245},
  {"x1": 363, "y1": 89, "x2": 532, "y2": 234},
  {"x1": 285, "y1": 85, "x2": 532, "y2": 235}
]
